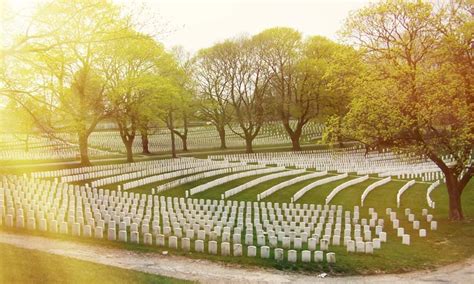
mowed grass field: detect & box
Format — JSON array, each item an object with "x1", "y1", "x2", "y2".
[
  {"x1": 0, "y1": 243, "x2": 190, "y2": 284},
  {"x1": 1, "y1": 165, "x2": 473, "y2": 275},
  {"x1": 122, "y1": 168, "x2": 474, "y2": 274}
]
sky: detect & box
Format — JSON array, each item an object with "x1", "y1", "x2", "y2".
[{"x1": 5, "y1": 0, "x2": 375, "y2": 53}]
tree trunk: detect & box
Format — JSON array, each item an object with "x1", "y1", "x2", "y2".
[
  {"x1": 282, "y1": 120, "x2": 303, "y2": 151},
  {"x1": 181, "y1": 136, "x2": 188, "y2": 152},
  {"x1": 290, "y1": 131, "x2": 302, "y2": 151},
  {"x1": 78, "y1": 132, "x2": 91, "y2": 166},
  {"x1": 446, "y1": 179, "x2": 464, "y2": 221},
  {"x1": 125, "y1": 141, "x2": 134, "y2": 163},
  {"x1": 217, "y1": 125, "x2": 227, "y2": 149},
  {"x1": 168, "y1": 111, "x2": 177, "y2": 158},
  {"x1": 170, "y1": 130, "x2": 177, "y2": 158},
  {"x1": 141, "y1": 129, "x2": 150, "y2": 154},
  {"x1": 245, "y1": 136, "x2": 253, "y2": 153}
]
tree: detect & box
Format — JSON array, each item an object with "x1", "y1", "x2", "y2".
[
  {"x1": 254, "y1": 28, "x2": 359, "y2": 150},
  {"x1": 105, "y1": 32, "x2": 169, "y2": 162},
  {"x1": 169, "y1": 47, "x2": 197, "y2": 152},
  {"x1": 193, "y1": 44, "x2": 234, "y2": 149},
  {"x1": 223, "y1": 37, "x2": 272, "y2": 153},
  {"x1": 339, "y1": 0, "x2": 473, "y2": 220},
  {"x1": 3, "y1": 0, "x2": 138, "y2": 166}
]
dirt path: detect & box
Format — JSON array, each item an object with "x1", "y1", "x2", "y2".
[{"x1": 0, "y1": 232, "x2": 472, "y2": 283}]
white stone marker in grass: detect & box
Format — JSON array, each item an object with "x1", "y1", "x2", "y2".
[
  {"x1": 274, "y1": 248, "x2": 284, "y2": 261},
  {"x1": 373, "y1": 238, "x2": 381, "y2": 249},
  {"x1": 257, "y1": 235, "x2": 266, "y2": 246},
  {"x1": 397, "y1": 227, "x2": 405, "y2": 237},
  {"x1": 50, "y1": 220, "x2": 58, "y2": 233},
  {"x1": 261, "y1": 246, "x2": 270, "y2": 259},
  {"x1": 181, "y1": 238, "x2": 190, "y2": 252},
  {"x1": 320, "y1": 239, "x2": 329, "y2": 251},
  {"x1": 233, "y1": 233, "x2": 241, "y2": 244},
  {"x1": 144, "y1": 233, "x2": 153, "y2": 245},
  {"x1": 294, "y1": 237, "x2": 302, "y2": 249},
  {"x1": 245, "y1": 234, "x2": 254, "y2": 245},
  {"x1": 84, "y1": 225, "x2": 92, "y2": 237},
  {"x1": 392, "y1": 219, "x2": 399, "y2": 229},
  {"x1": 197, "y1": 230, "x2": 206, "y2": 240},
  {"x1": 379, "y1": 232, "x2": 387, "y2": 242},
  {"x1": 347, "y1": 240, "x2": 355, "y2": 252},
  {"x1": 208, "y1": 241, "x2": 218, "y2": 255},
  {"x1": 221, "y1": 242, "x2": 230, "y2": 256},
  {"x1": 413, "y1": 221, "x2": 420, "y2": 230},
  {"x1": 356, "y1": 241, "x2": 365, "y2": 253},
  {"x1": 39, "y1": 219, "x2": 47, "y2": 232},
  {"x1": 195, "y1": 240, "x2": 204, "y2": 252},
  {"x1": 326, "y1": 252, "x2": 336, "y2": 263},
  {"x1": 169, "y1": 236, "x2": 178, "y2": 249},
  {"x1": 430, "y1": 221, "x2": 437, "y2": 230},
  {"x1": 156, "y1": 234, "x2": 165, "y2": 246},
  {"x1": 288, "y1": 250, "x2": 297, "y2": 263},
  {"x1": 233, "y1": 244, "x2": 243, "y2": 256},
  {"x1": 419, "y1": 229, "x2": 427, "y2": 237},
  {"x1": 94, "y1": 227, "x2": 104, "y2": 239},
  {"x1": 282, "y1": 237, "x2": 291, "y2": 249},
  {"x1": 108, "y1": 228, "x2": 116, "y2": 241},
  {"x1": 427, "y1": 214, "x2": 433, "y2": 222},
  {"x1": 301, "y1": 250, "x2": 311, "y2": 263},
  {"x1": 364, "y1": 230, "x2": 371, "y2": 241},
  {"x1": 269, "y1": 236, "x2": 278, "y2": 248},
  {"x1": 365, "y1": 242, "x2": 374, "y2": 254},
  {"x1": 308, "y1": 238, "x2": 317, "y2": 251},
  {"x1": 402, "y1": 234, "x2": 410, "y2": 245},
  {"x1": 72, "y1": 223, "x2": 81, "y2": 237},
  {"x1": 314, "y1": 250, "x2": 323, "y2": 262}
]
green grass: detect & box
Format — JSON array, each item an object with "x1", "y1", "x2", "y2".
[
  {"x1": 0, "y1": 243, "x2": 190, "y2": 284},
  {"x1": 1, "y1": 158, "x2": 473, "y2": 276}
]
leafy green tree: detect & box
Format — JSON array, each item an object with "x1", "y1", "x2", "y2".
[
  {"x1": 339, "y1": 0, "x2": 473, "y2": 220},
  {"x1": 254, "y1": 28, "x2": 359, "y2": 150},
  {"x1": 193, "y1": 44, "x2": 234, "y2": 149},
  {"x1": 3, "y1": 0, "x2": 138, "y2": 165},
  {"x1": 105, "y1": 32, "x2": 172, "y2": 162}
]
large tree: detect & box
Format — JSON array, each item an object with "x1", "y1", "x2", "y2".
[
  {"x1": 254, "y1": 28, "x2": 359, "y2": 150},
  {"x1": 2, "y1": 0, "x2": 137, "y2": 166},
  {"x1": 225, "y1": 37, "x2": 272, "y2": 153},
  {"x1": 339, "y1": 0, "x2": 473, "y2": 220},
  {"x1": 193, "y1": 44, "x2": 233, "y2": 149},
  {"x1": 105, "y1": 32, "x2": 170, "y2": 162}
]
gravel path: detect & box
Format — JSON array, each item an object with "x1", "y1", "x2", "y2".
[{"x1": 0, "y1": 232, "x2": 472, "y2": 283}]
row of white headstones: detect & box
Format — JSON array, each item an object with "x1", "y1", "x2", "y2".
[{"x1": 0, "y1": 176, "x2": 438, "y2": 264}]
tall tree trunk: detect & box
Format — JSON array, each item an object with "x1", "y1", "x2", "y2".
[
  {"x1": 245, "y1": 136, "x2": 253, "y2": 153},
  {"x1": 168, "y1": 111, "x2": 177, "y2": 158},
  {"x1": 446, "y1": 175, "x2": 464, "y2": 220},
  {"x1": 140, "y1": 129, "x2": 150, "y2": 154},
  {"x1": 78, "y1": 132, "x2": 91, "y2": 166},
  {"x1": 181, "y1": 136, "x2": 188, "y2": 152},
  {"x1": 217, "y1": 125, "x2": 227, "y2": 149},
  {"x1": 282, "y1": 120, "x2": 303, "y2": 151},
  {"x1": 125, "y1": 140, "x2": 134, "y2": 163}
]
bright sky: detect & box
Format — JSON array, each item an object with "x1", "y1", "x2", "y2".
[
  {"x1": 135, "y1": 0, "x2": 374, "y2": 53},
  {"x1": 5, "y1": 0, "x2": 375, "y2": 54}
]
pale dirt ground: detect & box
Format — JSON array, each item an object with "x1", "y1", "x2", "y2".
[{"x1": 0, "y1": 232, "x2": 472, "y2": 283}]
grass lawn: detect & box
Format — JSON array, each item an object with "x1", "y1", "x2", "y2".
[
  {"x1": 0, "y1": 243, "x2": 190, "y2": 284},
  {"x1": 1, "y1": 159, "x2": 473, "y2": 276}
]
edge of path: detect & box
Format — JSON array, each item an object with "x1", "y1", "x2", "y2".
[{"x1": 0, "y1": 232, "x2": 472, "y2": 284}]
